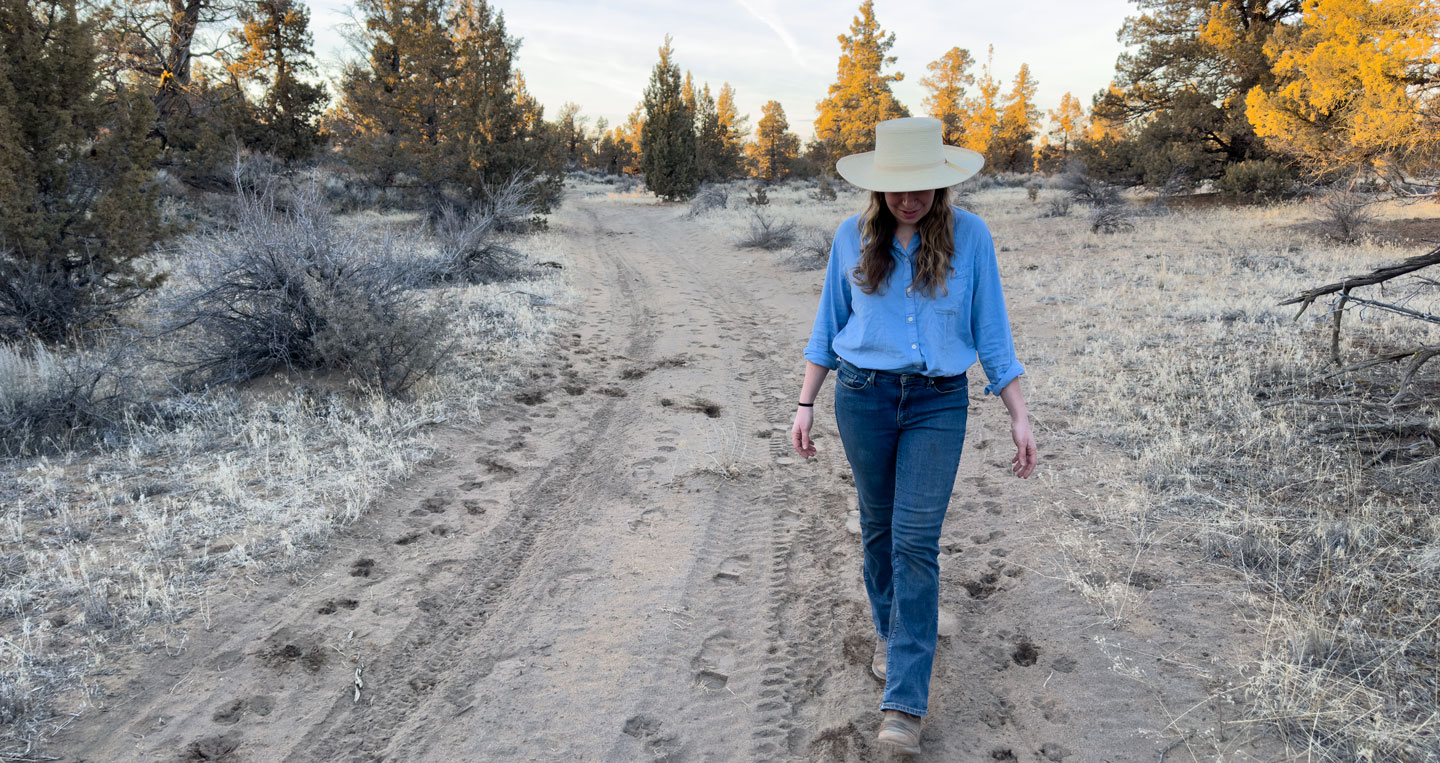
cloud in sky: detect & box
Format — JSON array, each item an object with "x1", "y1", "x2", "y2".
[{"x1": 307, "y1": 0, "x2": 1136, "y2": 142}]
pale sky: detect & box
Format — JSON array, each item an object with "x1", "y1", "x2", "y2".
[{"x1": 305, "y1": 0, "x2": 1137, "y2": 141}]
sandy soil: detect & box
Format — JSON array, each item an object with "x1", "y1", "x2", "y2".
[{"x1": 53, "y1": 195, "x2": 1287, "y2": 762}]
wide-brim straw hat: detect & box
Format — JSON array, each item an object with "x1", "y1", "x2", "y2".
[{"x1": 835, "y1": 117, "x2": 984, "y2": 192}]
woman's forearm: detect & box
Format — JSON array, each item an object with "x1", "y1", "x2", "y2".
[
  {"x1": 799, "y1": 361, "x2": 831, "y2": 406},
  {"x1": 998, "y1": 377, "x2": 1028, "y2": 421}
]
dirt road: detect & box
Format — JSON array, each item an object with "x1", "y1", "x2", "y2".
[{"x1": 58, "y1": 196, "x2": 1279, "y2": 761}]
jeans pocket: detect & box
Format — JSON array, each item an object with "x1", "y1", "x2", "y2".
[
  {"x1": 837, "y1": 365, "x2": 871, "y2": 390},
  {"x1": 931, "y1": 376, "x2": 968, "y2": 400}
]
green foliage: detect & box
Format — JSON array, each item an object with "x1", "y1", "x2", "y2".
[
  {"x1": 336, "y1": 0, "x2": 561, "y2": 210},
  {"x1": 229, "y1": 0, "x2": 328, "y2": 163},
  {"x1": 1092, "y1": 0, "x2": 1300, "y2": 185},
  {"x1": 640, "y1": 35, "x2": 698, "y2": 200},
  {"x1": 0, "y1": 0, "x2": 164, "y2": 341},
  {"x1": 1217, "y1": 158, "x2": 1295, "y2": 201},
  {"x1": 814, "y1": 0, "x2": 909, "y2": 158},
  {"x1": 748, "y1": 100, "x2": 800, "y2": 183}
]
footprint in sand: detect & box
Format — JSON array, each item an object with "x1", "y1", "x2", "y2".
[
  {"x1": 628, "y1": 508, "x2": 661, "y2": 532},
  {"x1": 1011, "y1": 639, "x2": 1040, "y2": 666},
  {"x1": 212, "y1": 695, "x2": 275, "y2": 725},
  {"x1": 546, "y1": 568, "x2": 595, "y2": 599},
  {"x1": 714, "y1": 555, "x2": 751, "y2": 583},
  {"x1": 316, "y1": 598, "x2": 359, "y2": 615},
  {"x1": 350, "y1": 558, "x2": 376, "y2": 578},
  {"x1": 185, "y1": 734, "x2": 241, "y2": 760},
  {"x1": 692, "y1": 632, "x2": 736, "y2": 690},
  {"x1": 476, "y1": 456, "x2": 518, "y2": 480}
]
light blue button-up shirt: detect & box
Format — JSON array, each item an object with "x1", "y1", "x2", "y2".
[{"x1": 803, "y1": 208, "x2": 1025, "y2": 396}]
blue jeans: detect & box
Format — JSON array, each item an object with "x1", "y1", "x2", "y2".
[{"x1": 833, "y1": 359, "x2": 968, "y2": 717}]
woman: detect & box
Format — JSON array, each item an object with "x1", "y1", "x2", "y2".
[{"x1": 790, "y1": 117, "x2": 1037, "y2": 755}]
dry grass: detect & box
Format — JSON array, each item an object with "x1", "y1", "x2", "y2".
[
  {"x1": 978, "y1": 187, "x2": 1439, "y2": 761},
  {"x1": 0, "y1": 210, "x2": 573, "y2": 748}
]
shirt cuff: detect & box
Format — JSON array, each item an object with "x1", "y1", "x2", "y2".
[
  {"x1": 804, "y1": 349, "x2": 839, "y2": 370},
  {"x1": 983, "y1": 362, "x2": 1025, "y2": 396}
]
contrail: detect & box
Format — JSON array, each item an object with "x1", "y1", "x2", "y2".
[{"x1": 733, "y1": 0, "x2": 809, "y2": 69}]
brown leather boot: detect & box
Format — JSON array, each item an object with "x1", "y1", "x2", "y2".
[{"x1": 877, "y1": 709, "x2": 922, "y2": 754}]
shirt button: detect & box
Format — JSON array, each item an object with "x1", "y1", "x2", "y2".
[
  {"x1": 907, "y1": 316, "x2": 914, "y2": 322},
  {"x1": 911, "y1": 344, "x2": 918, "y2": 349}
]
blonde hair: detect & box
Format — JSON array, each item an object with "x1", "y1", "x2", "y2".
[{"x1": 850, "y1": 189, "x2": 956, "y2": 298}]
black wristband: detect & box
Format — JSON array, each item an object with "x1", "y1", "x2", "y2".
[{"x1": 797, "y1": 402, "x2": 814, "y2": 407}]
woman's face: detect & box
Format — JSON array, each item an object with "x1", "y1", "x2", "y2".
[{"x1": 883, "y1": 189, "x2": 937, "y2": 226}]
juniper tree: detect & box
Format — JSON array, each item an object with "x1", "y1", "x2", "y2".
[
  {"x1": 640, "y1": 35, "x2": 698, "y2": 200},
  {"x1": 1090, "y1": 0, "x2": 1301, "y2": 187},
  {"x1": 229, "y1": 0, "x2": 328, "y2": 162},
  {"x1": 1246, "y1": 0, "x2": 1440, "y2": 189},
  {"x1": 0, "y1": 0, "x2": 163, "y2": 340}
]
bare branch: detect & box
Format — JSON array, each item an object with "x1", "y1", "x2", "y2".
[{"x1": 1280, "y1": 247, "x2": 1440, "y2": 317}]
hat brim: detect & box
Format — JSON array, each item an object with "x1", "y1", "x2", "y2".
[{"x1": 835, "y1": 146, "x2": 985, "y2": 192}]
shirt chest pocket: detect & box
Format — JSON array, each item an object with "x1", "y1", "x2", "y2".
[{"x1": 923, "y1": 278, "x2": 969, "y2": 350}]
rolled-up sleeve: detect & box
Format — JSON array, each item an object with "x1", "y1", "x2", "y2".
[
  {"x1": 970, "y1": 227, "x2": 1025, "y2": 395},
  {"x1": 803, "y1": 224, "x2": 853, "y2": 369}
]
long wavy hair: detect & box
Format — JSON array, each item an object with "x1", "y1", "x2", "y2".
[{"x1": 851, "y1": 188, "x2": 955, "y2": 298}]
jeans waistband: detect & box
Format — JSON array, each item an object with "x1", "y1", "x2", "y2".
[{"x1": 837, "y1": 358, "x2": 966, "y2": 385}]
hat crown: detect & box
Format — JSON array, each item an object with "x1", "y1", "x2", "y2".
[{"x1": 873, "y1": 118, "x2": 946, "y2": 171}]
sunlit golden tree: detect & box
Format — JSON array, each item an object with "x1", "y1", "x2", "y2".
[
  {"x1": 814, "y1": 0, "x2": 908, "y2": 157},
  {"x1": 748, "y1": 100, "x2": 800, "y2": 182},
  {"x1": 1246, "y1": 0, "x2": 1440, "y2": 188},
  {"x1": 990, "y1": 62, "x2": 1040, "y2": 172},
  {"x1": 920, "y1": 46, "x2": 975, "y2": 146}
]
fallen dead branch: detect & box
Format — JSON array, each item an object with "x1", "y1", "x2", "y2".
[{"x1": 1280, "y1": 247, "x2": 1440, "y2": 401}]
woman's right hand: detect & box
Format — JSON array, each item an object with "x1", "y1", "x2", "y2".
[{"x1": 791, "y1": 406, "x2": 816, "y2": 459}]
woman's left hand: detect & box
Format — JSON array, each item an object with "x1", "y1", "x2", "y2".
[{"x1": 1010, "y1": 417, "x2": 1036, "y2": 478}]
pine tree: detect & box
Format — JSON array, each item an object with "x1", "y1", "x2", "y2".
[
  {"x1": 640, "y1": 35, "x2": 698, "y2": 200},
  {"x1": 959, "y1": 45, "x2": 1002, "y2": 158},
  {"x1": 0, "y1": 0, "x2": 163, "y2": 340},
  {"x1": 921, "y1": 46, "x2": 975, "y2": 145},
  {"x1": 990, "y1": 63, "x2": 1040, "y2": 172},
  {"x1": 555, "y1": 101, "x2": 590, "y2": 169},
  {"x1": 1036, "y1": 91, "x2": 1086, "y2": 172},
  {"x1": 814, "y1": 0, "x2": 909, "y2": 157},
  {"x1": 693, "y1": 83, "x2": 723, "y2": 182},
  {"x1": 715, "y1": 83, "x2": 749, "y2": 178},
  {"x1": 229, "y1": 0, "x2": 328, "y2": 162},
  {"x1": 1246, "y1": 0, "x2": 1440, "y2": 186},
  {"x1": 748, "y1": 100, "x2": 800, "y2": 183}
]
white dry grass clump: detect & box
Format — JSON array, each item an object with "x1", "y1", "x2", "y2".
[{"x1": 0, "y1": 208, "x2": 573, "y2": 749}]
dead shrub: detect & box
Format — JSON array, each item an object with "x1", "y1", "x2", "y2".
[
  {"x1": 787, "y1": 226, "x2": 833, "y2": 270},
  {"x1": 1089, "y1": 206, "x2": 1134, "y2": 234},
  {"x1": 737, "y1": 210, "x2": 797, "y2": 251},
  {"x1": 688, "y1": 184, "x2": 729, "y2": 217},
  {"x1": 1059, "y1": 162, "x2": 1122, "y2": 207},
  {"x1": 1041, "y1": 196, "x2": 1073, "y2": 218},
  {"x1": 165, "y1": 180, "x2": 453, "y2": 396},
  {"x1": 0, "y1": 342, "x2": 134, "y2": 456},
  {"x1": 745, "y1": 184, "x2": 770, "y2": 206},
  {"x1": 1316, "y1": 192, "x2": 1375, "y2": 242}
]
